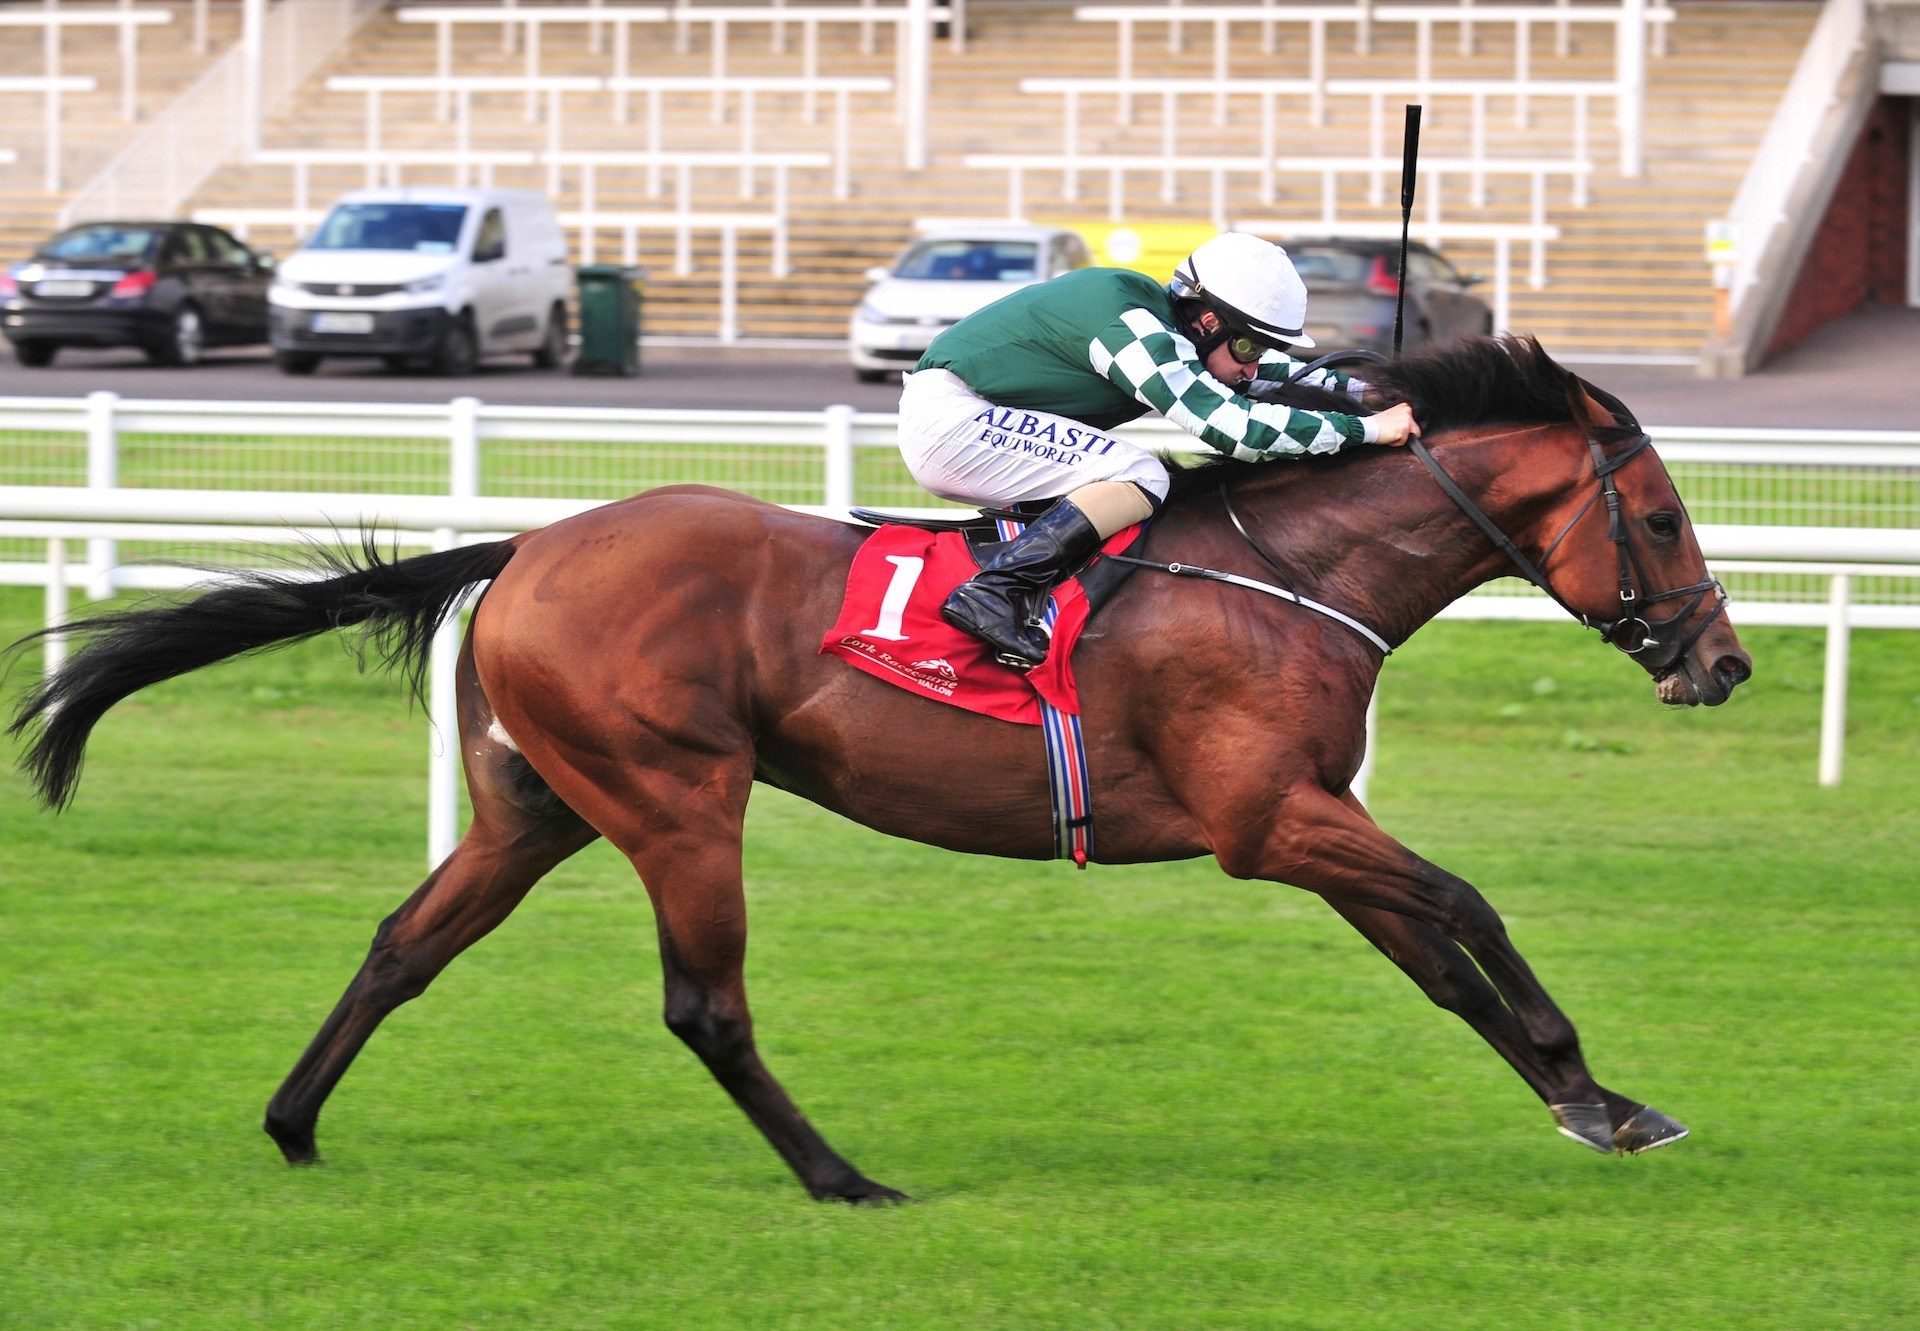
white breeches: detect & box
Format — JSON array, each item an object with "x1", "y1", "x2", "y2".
[{"x1": 896, "y1": 368, "x2": 1170, "y2": 507}]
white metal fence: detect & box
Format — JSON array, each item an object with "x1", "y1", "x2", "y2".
[
  {"x1": 7, "y1": 392, "x2": 1918, "y2": 535},
  {"x1": 0, "y1": 72, "x2": 97, "y2": 193},
  {"x1": 0, "y1": 6, "x2": 174, "y2": 124},
  {"x1": 2, "y1": 395, "x2": 1917, "y2": 861},
  {"x1": 1074, "y1": 0, "x2": 1665, "y2": 176}
]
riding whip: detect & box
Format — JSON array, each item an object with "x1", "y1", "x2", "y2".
[{"x1": 1392, "y1": 103, "x2": 1423, "y2": 359}]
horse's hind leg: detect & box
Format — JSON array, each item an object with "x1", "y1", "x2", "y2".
[
  {"x1": 264, "y1": 805, "x2": 594, "y2": 1163},
  {"x1": 264, "y1": 650, "x2": 597, "y2": 1164},
  {"x1": 653, "y1": 880, "x2": 905, "y2": 1204},
  {"x1": 558, "y1": 748, "x2": 904, "y2": 1203}
]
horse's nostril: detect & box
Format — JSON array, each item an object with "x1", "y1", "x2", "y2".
[{"x1": 1715, "y1": 654, "x2": 1752, "y2": 688}]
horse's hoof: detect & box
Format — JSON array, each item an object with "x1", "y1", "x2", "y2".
[
  {"x1": 1613, "y1": 1106, "x2": 1689, "y2": 1155},
  {"x1": 812, "y1": 1175, "x2": 912, "y2": 1205},
  {"x1": 264, "y1": 1115, "x2": 320, "y2": 1166},
  {"x1": 1550, "y1": 1102, "x2": 1616, "y2": 1154}
]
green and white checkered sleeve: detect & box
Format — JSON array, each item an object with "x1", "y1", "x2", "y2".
[
  {"x1": 1251, "y1": 350, "x2": 1368, "y2": 398},
  {"x1": 1087, "y1": 309, "x2": 1374, "y2": 462}
]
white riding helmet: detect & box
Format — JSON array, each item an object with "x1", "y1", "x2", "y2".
[{"x1": 1170, "y1": 232, "x2": 1315, "y2": 351}]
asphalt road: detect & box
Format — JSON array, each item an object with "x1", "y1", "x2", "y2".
[
  {"x1": 2, "y1": 306, "x2": 1915, "y2": 428},
  {"x1": 0, "y1": 341, "x2": 911, "y2": 414}
]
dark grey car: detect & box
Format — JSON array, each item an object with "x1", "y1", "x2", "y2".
[
  {"x1": 1, "y1": 221, "x2": 274, "y2": 367},
  {"x1": 1290, "y1": 239, "x2": 1494, "y2": 355}
]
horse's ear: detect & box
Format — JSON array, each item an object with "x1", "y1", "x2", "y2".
[
  {"x1": 1566, "y1": 378, "x2": 1617, "y2": 432},
  {"x1": 1580, "y1": 387, "x2": 1614, "y2": 429}
]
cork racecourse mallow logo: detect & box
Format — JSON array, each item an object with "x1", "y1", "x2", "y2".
[{"x1": 834, "y1": 636, "x2": 960, "y2": 697}]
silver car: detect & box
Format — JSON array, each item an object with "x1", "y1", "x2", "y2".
[{"x1": 848, "y1": 224, "x2": 1091, "y2": 382}]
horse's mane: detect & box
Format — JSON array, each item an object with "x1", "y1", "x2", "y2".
[{"x1": 1164, "y1": 334, "x2": 1580, "y2": 503}]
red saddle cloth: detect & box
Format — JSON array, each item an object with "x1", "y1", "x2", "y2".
[{"x1": 820, "y1": 522, "x2": 1140, "y2": 725}]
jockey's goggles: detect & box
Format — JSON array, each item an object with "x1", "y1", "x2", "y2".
[
  {"x1": 1223, "y1": 333, "x2": 1264, "y2": 365},
  {"x1": 1187, "y1": 316, "x2": 1267, "y2": 367}
]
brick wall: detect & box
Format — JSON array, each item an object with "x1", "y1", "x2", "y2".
[{"x1": 1764, "y1": 97, "x2": 1912, "y2": 361}]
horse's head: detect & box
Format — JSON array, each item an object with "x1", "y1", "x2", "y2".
[
  {"x1": 1530, "y1": 381, "x2": 1752, "y2": 707},
  {"x1": 1176, "y1": 335, "x2": 1753, "y2": 706}
]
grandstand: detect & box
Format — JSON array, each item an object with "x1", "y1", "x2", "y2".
[
  {"x1": 1, "y1": 1, "x2": 1836, "y2": 360},
  {"x1": 0, "y1": 2, "x2": 239, "y2": 224}
]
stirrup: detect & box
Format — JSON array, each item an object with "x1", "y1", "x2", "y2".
[
  {"x1": 943, "y1": 583, "x2": 1049, "y2": 668},
  {"x1": 989, "y1": 621, "x2": 1052, "y2": 670}
]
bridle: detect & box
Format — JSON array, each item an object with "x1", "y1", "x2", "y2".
[
  {"x1": 1407, "y1": 428, "x2": 1726, "y2": 674},
  {"x1": 1275, "y1": 351, "x2": 1729, "y2": 674}
]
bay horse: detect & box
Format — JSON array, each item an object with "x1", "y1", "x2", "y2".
[{"x1": 8, "y1": 336, "x2": 1751, "y2": 1203}]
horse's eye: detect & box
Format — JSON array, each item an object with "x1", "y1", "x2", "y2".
[{"x1": 1646, "y1": 512, "x2": 1680, "y2": 539}]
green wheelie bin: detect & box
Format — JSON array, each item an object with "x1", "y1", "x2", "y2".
[{"x1": 571, "y1": 264, "x2": 643, "y2": 376}]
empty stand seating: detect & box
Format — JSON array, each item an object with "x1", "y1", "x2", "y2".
[{"x1": 28, "y1": 0, "x2": 1821, "y2": 357}]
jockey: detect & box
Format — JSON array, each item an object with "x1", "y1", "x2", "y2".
[{"x1": 900, "y1": 230, "x2": 1420, "y2": 669}]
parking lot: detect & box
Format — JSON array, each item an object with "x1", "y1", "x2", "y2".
[{"x1": 2, "y1": 305, "x2": 1915, "y2": 429}]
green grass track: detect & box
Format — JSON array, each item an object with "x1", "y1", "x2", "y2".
[{"x1": 1, "y1": 586, "x2": 1916, "y2": 1328}]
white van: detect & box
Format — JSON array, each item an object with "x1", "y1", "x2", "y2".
[{"x1": 268, "y1": 187, "x2": 571, "y2": 375}]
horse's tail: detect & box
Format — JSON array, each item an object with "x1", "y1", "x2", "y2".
[{"x1": 7, "y1": 536, "x2": 518, "y2": 810}]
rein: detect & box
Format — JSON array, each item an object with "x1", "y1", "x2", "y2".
[
  {"x1": 1099, "y1": 345, "x2": 1400, "y2": 657},
  {"x1": 1122, "y1": 350, "x2": 1728, "y2": 672},
  {"x1": 1403, "y1": 403, "x2": 1729, "y2": 674}
]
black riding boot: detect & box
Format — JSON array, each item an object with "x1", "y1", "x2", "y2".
[{"x1": 941, "y1": 500, "x2": 1103, "y2": 669}]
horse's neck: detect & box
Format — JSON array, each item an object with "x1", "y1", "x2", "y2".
[{"x1": 1212, "y1": 428, "x2": 1582, "y2": 650}]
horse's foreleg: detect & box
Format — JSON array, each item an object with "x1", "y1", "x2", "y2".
[
  {"x1": 1326, "y1": 797, "x2": 1680, "y2": 1151},
  {"x1": 1229, "y1": 785, "x2": 1684, "y2": 1154},
  {"x1": 632, "y1": 823, "x2": 907, "y2": 1204},
  {"x1": 1327, "y1": 898, "x2": 1558, "y2": 1100},
  {"x1": 1326, "y1": 896, "x2": 1681, "y2": 1150},
  {"x1": 263, "y1": 812, "x2": 594, "y2": 1164}
]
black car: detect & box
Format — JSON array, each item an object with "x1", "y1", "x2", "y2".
[
  {"x1": 1, "y1": 220, "x2": 275, "y2": 367},
  {"x1": 1288, "y1": 238, "x2": 1494, "y2": 355}
]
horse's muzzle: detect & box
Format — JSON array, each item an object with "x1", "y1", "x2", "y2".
[{"x1": 1656, "y1": 649, "x2": 1751, "y2": 707}]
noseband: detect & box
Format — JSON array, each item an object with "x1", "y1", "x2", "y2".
[{"x1": 1285, "y1": 351, "x2": 1728, "y2": 674}]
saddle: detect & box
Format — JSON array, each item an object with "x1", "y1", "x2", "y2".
[
  {"x1": 825, "y1": 506, "x2": 1153, "y2": 865},
  {"x1": 847, "y1": 500, "x2": 1150, "y2": 614}
]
